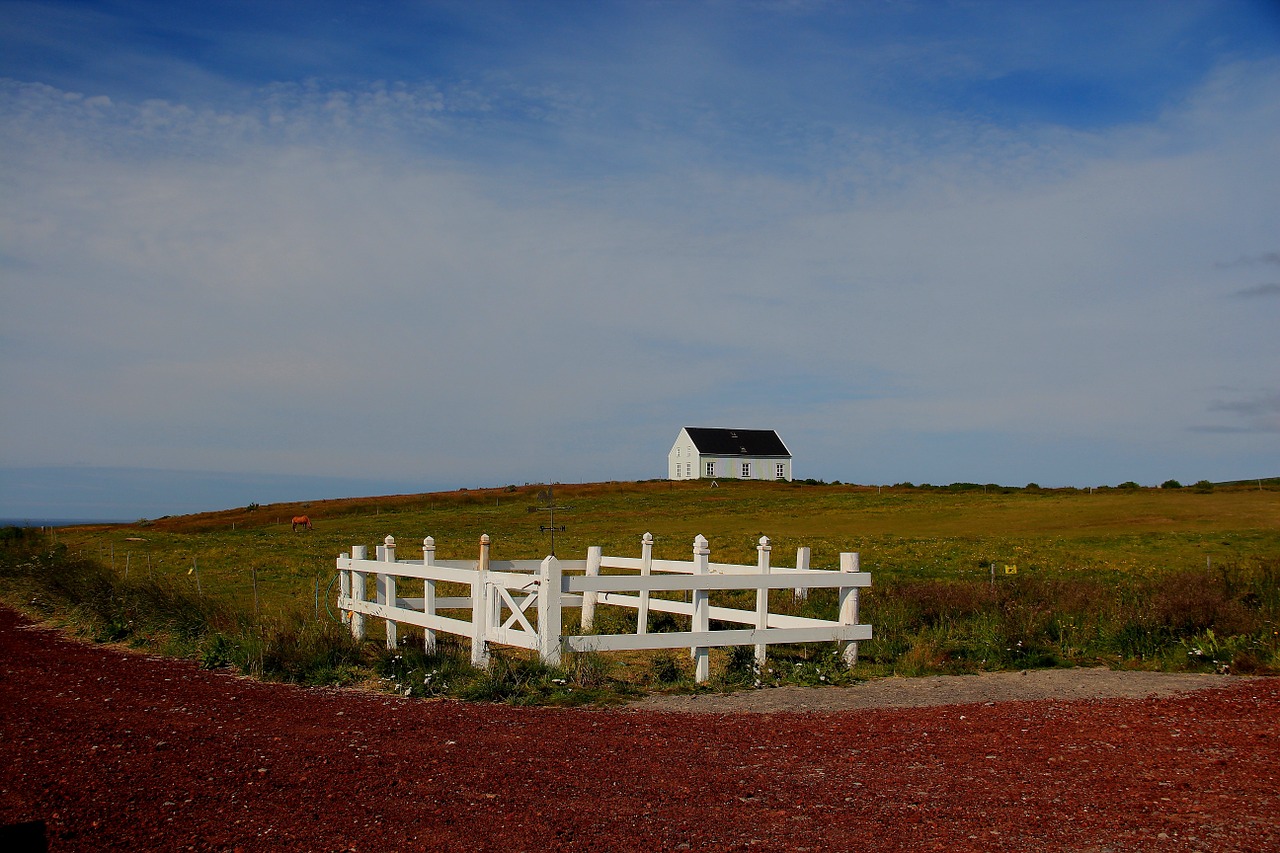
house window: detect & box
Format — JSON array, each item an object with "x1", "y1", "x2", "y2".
[
  {"x1": 776, "y1": 463, "x2": 786, "y2": 479},
  {"x1": 686, "y1": 463, "x2": 692, "y2": 478},
  {"x1": 706, "y1": 461, "x2": 715, "y2": 477},
  {"x1": 741, "y1": 462, "x2": 751, "y2": 478}
]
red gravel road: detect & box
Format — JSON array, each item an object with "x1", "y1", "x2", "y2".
[{"x1": 1, "y1": 607, "x2": 1278, "y2": 853}]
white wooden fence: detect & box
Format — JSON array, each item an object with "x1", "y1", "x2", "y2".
[{"x1": 336, "y1": 533, "x2": 872, "y2": 683}]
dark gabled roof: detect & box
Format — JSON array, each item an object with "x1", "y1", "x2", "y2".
[{"x1": 683, "y1": 427, "x2": 791, "y2": 458}]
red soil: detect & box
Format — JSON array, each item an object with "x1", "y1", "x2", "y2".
[{"x1": 1, "y1": 606, "x2": 1277, "y2": 852}]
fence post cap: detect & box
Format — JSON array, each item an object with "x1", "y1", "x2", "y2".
[
  {"x1": 642, "y1": 531, "x2": 653, "y2": 544},
  {"x1": 694, "y1": 534, "x2": 709, "y2": 551},
  {"x1": 384, "y1": 535, "x2": 396, "y2": 546},
  {"x1": 758, "y1": 535, "x2": 771, "y2": 548},
  {"x1": 480, "y1": 533, "x2": 490, "y2": 545},
  {"x1": 423, "y1": 536, "x2": 435, "y2": 548}
]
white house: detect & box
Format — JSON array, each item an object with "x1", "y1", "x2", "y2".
[{"x1": 668, "y1": 427, "x2": 793, "y2": 482}]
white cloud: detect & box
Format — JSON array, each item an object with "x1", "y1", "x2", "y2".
[{"x1": 2, "y1": 42, "x2": 1278, "y2": 496}]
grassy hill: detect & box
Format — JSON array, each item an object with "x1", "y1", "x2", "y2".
[
  {"x1": 66, "y1": 477, "x2": 1280, "y2": 588},
  {"x1": 8, "y1": 479, "x2": 1280, "y2": 698}
]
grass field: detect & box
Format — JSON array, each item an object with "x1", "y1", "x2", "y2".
[
  {"x1": 7, "y1": 478, "x2": 1279, "y2": 700},
  {"x1": 49, "y1": 478, "x2": 1280, "y2": 596}
]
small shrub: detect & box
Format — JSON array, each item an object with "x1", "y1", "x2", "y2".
[
  {"x1": 1149, "y1": 570, "x2": 1255, "y2": 636},
  {"x1": 587, "y1": 604, "x2": 638, "y2": 636},
  {"x1": 377, "y1": 640, "x2": 474, "y2": 697},
  {"x1": 561, "y1": 650, "x2": 614, "y2": 690},
  {"x1": 716, "y1": 644, "x2": 758, "y2": 688},
  {"x1": 457, "y1": 653, "x2": 559, "y2": 704},
  {"x1": 897, "y1": 630, "x2": 946, "y2": 676},
  {"x1": 648, "y1": 651, "x2": 685, "y2": 686},
  {"x1": 199, "y1": 633, "x2": 235, "y2": 669},
  {"x1": 1230, "y1": 649, "x2": 1272, "y2": 675},
  {"x1": 776, "y1": 649, "x2": 859, "y2": 685},
  {"x1": 95, "y1": 614, "x2": 131, "y2": 643},
  {"x1": 860, "y1": 594, "x2": 913, "y2": 664},
  {"x1": 256, "y1": 616, "x2": 366, "y2": 684},
  {"x1": 0, "y1": 526, "x2": 36, "y2": 547},
  {"x1": 896, "y1": 579, "x2": 997, "y2": 626},
  {"x1": 646, "y1": 611, "x2": 684, "y2": 633}
]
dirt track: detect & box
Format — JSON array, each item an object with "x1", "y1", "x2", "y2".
[
  {"x1": 2, "y1": 606, "x2": 1278, "y2": 851},
  {"x1": 629, "y1": 667, "x2": 1254, "y2": 713}
]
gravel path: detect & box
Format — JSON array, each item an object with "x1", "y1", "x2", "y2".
[
  {"x1": 2, "y1": 606, "x2": 1277, "y2": 852},
  {"x1": 628, "y1": 668, "x2": 1252, "y2": 713}
]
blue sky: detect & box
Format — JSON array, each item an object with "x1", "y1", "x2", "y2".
[{"x1": 2, "y1": 1, "x2": 1278, "y2": 519}]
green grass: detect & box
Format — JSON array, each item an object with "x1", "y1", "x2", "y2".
[
  {"x1": 5, "y1": 479, "x2": 1279, "y2": 700},
  {"x1": 0, "y1": 527, "x2": 372, "y2": 687}
]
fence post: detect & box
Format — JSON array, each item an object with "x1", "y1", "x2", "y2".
[
  {"x1": 422, "y1": 536, "x2": 437, "y2": 653},
  {"x1": 350, "y1": 545, "x2": 367, "y2": 641},
  {"x1": 383, "y1": 536, "x2": 398, "y2": 650},
  {"x1": 755, "y1": 535, "x2": 771, "y2": 667},
  {"x1": 581, "y1": 545, "x2": 602, "y2": 631},
  {"x1": 338, "y1": 553, "x2": 352, "y2": 625},
  {"x1": 471, "y1": 534, "x2": 491, "y2": 668},
  {"x1": 692, "y1": 534, "x2": 710, "y2": 683},
  {"x1": 839, "y1": 552, "x2": 861, "y2": 667},
  {"x1": 375, "y1": 543, "x2": 387, "y2": 643},
  {"x1": 794, "y1": 546, "x2": 811, "y2": 599},
  {"x1": 537, "y1": 555, "x2": 564, "y2": 666},
  {"x1": 637, "y1": 532, "x2": 653, "y2": 635}
]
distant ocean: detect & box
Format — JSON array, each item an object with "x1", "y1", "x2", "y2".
[{"x1": 0, "y1": 518, "x2": 131, "y2": 528}]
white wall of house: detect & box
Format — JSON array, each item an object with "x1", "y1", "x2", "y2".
[
  {"x1": 695, "y1": 456, "x2": 791, "y2": 481},
  {"x1": 668, "y1": 430, "x2": 698, "y2": 479}
]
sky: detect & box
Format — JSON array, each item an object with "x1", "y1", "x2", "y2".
[{"x1": 1, "y1": 0, "x2": 1279, "y2": 520}]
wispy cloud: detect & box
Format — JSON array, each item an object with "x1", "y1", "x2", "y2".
[
  {"x1": 1231, "y1": 283, "x2": 1280, "y2": 298},
  {"x1": 1216, "y1": 251, "x2": 1280, "y2": 269},
  {"x1": 2, "y1": 1, "x2": 1279, "y2": 515},
  {"x1": 1195, "y1": 392, "x2": 1280, "y2": 434}
]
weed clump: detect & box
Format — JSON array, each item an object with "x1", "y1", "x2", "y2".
[{"x1": 375, "y1": 643, "x2": 633, "y2": 706}]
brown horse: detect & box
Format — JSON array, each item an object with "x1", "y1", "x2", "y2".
[{"x1": 291, "y1": 515, "x2": 313, "y2": 531}]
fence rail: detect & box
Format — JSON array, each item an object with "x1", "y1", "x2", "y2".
[{"x1": 337, "y1": 533, "x2": 871, "y2": 683}]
